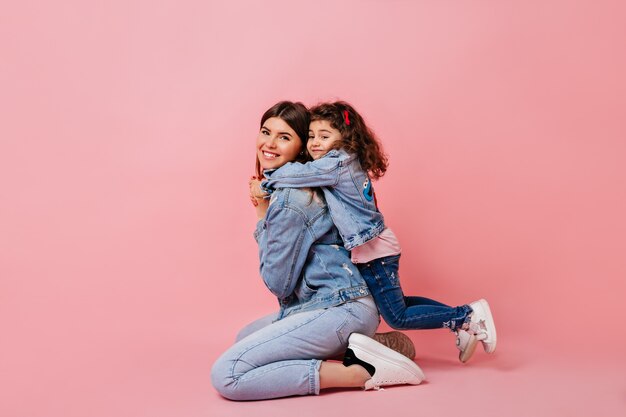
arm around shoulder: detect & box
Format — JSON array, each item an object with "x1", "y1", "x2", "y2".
[{"x1": 262, "y1": 151, "x2": 352, "y2": 190}]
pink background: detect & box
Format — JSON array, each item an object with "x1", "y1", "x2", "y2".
[{"x1": 2, "y1": 1, "x2": 625, "y2": 416}]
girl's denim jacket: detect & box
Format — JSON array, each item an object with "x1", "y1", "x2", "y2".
[
  {"x1": 261, "y1": 149, "x2": 385, "y2": 250},
  {"x1": 254, "y1": 186, "x2": 370, "y2": 320}
]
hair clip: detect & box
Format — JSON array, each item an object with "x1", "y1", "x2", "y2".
[{"x1": 343, "y1": 110, "x2": 351, "y2": 125}]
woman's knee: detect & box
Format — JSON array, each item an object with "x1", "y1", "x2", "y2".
[{"x1": 210, "y1": 354, "x2": 244, "y2": 400}]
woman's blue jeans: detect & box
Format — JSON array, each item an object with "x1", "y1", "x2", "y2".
[
  {"x1": 211, "y1": 297, "x2": 379, "y2": 401},
  {"x1": 357, "y1": 254, "x2": 472, "y2": 331}
]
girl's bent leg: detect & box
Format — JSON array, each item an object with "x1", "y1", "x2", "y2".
[
  {"x1": 359, "y1": 256, "x2": 471, "y2": 330},
  {"x1": 211, "y1": 299, "x2": 379, "y2": 401},
  {"x1": 404, "y1": 296, "x2": 451, "y2": 308}
]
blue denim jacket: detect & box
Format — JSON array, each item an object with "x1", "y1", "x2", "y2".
[
  {"x1": 253, "y1": 186, "x2": 370, "y2": 320},
  {"x1": 261, "y1": 149, "x2": 385, "y2": 250}
]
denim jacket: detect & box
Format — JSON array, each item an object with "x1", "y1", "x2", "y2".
[
  {"x1": 253, "y1": 187, "x2": 370, "y2": 320},
  {"x1": 261, "y1": 149, "x2": 385, "y2": 250}
]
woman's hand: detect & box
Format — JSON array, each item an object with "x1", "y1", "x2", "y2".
[
  {"x1": 249, "y1": 178, "x2": 268, "y2": 199},
  {"x1": 249, "y1": 176, "x2": 269, "y2": 219}
]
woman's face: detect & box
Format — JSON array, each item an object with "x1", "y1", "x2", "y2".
[{"x1": 257, "y1": 117, "x2": 303, "y2": 170}]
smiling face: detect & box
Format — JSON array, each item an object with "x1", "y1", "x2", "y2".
[
  {"x1": 256, "y1": 117, "x2": 304, "y2": 170},
  {"x1": 307, "y1": 120, "x2": 343, "y2": 160}
]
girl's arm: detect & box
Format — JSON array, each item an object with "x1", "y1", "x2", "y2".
[
  {"x1": 261, "y1": 150, "x2": 355, "y2": 192},
  {"x1": 253, "y1": 204, "x2": 309, "y2": 300}
]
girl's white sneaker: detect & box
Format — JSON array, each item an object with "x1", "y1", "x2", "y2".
[
  {"x1": 372, "y1": 331, "x2": 416, "y2": 360},
  {"x1": 456, "y1": 329, "x2": 479, "y2": 363},
  {"x1": 467, "y1": 299, "x2": 497, "y2": 353}
]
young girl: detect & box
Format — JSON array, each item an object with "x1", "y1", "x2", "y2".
[{"x1": 254, "y1": 101, "x2": 497, "y2": 363}]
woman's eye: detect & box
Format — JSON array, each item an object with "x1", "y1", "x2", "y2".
[
  {"x1": 280, "y1": 136, "x2": 290, "y2": 141},
  {"x1": 261, "y1": 129, "x2": 269, "y2": 135}
]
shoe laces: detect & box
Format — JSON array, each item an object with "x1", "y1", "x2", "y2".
[{"x1": 467, "y1": 320, "x2": 488, "y2": 341}]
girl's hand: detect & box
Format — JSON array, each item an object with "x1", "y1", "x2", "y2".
[{"x1": 249, "y1": 178, "x2": 268, "y2": 199}]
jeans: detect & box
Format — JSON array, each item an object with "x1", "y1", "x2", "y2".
[
  {"x1": 357, "y1": 254, "x2": 472, "y2": 330},
  {"x1": 211, "y1": 296, "x2": 379, "y2": 401}
]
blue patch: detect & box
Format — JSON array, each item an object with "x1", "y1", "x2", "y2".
[{"x1": 363, "y1": 179, "x2": 374, "y2": 201}]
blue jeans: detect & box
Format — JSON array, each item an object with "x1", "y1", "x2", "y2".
[
  {"x1": 357, "y1": 255, "x2": 472, "y2": 330},
  {"x1": 211, "y1": 297, "x2": 379, "y2": 401}
]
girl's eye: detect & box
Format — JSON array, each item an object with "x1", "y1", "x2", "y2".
[
  {"x1": 261, "y1": 129, "x2": 270, "y2": 135},
  {"x1": 322, "y1": 136, "x2": 329, "y2": 140},
  {"x1": 280, "y1": 135, "x2": 290, "y2": 141}
]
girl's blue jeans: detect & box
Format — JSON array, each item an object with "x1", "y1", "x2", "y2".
[
  {"x1": 357, "y1": 254, "x2": 472, "y2": 331},
  {"x1": 211, "y1": 296, "x2": 379, "y2": 401}
]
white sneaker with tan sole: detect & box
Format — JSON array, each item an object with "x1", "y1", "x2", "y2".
[
  {"x1": 373, "y1": 331, "x2": 416, "y2": 360},
  {"x1": 456, "y1": 329, "x2": 479, "y2": 363},
  {"x1": 467, "y1": 299, "x2": 497, "y2": 354}
]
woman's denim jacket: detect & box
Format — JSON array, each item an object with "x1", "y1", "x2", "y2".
[
  {"x1": 261, "y1": 149, "x2": 385, "y2": 250},
  {"x1": 254, "y1": 186, "x2": 371, "y2": 320}
]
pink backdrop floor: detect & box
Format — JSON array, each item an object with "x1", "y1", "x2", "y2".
[{"x1": 4, "y1": 320, "x2": 624, "y2": 417}]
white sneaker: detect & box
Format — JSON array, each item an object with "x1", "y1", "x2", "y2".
[
  {"x1": 343, "y1": 333, "x2": 425, "y2": 390},
  {"x1": 467, "y1": 299, "x2": 497, "y2": 353},
  {"x1": 455, "y1": 329, "x2": 479, "y2": 363}
]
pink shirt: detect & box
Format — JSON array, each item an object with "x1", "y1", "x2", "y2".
[{"x1": 351, "y1": 227, "x2": 401, "y2": 264}]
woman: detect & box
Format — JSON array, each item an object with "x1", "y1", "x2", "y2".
[{"x1": 211, "y1": 101, "x2": 424, "y2": 401}]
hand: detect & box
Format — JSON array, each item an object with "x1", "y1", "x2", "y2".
[
  {"x1": 248, "y1": 176, "x2": 269, "y2": 219},
  {"x1": 249, "y1": 176, "x2": 262, "y2": 207},
  {"x1": 249, "y1": 177, "x2": 268, "y2": 199}
]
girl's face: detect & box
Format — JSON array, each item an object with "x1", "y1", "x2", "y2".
[
  {"x1": 257, "y1": 117, "x2": 304, "y2": 170},
  {"x1": 307, "y1": 120, "x2": 342, "y2": 160}
]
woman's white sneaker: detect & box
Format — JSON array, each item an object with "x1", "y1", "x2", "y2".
[
  {"x1": 343, "y1": 333, "x2": 425, "y2": 390},
  {"x1": 467, "y1": 299, "x2": 497, "y2": 353}
]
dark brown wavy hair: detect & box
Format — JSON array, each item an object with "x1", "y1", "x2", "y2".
[
  {"x1": 309, "y1": 101, "x2": 388, "y2": 180},
  {"x1": 255, "y1": 101, "x2": 310, "y2": 178}
]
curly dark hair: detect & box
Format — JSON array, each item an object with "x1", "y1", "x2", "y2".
[{"x1": 309, "y1": 101, "x2": 388, "y2": 179}]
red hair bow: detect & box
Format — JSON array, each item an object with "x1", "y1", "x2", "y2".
[{"x1": 343, "y1": 110, "x2": 350, "y2": 125}]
